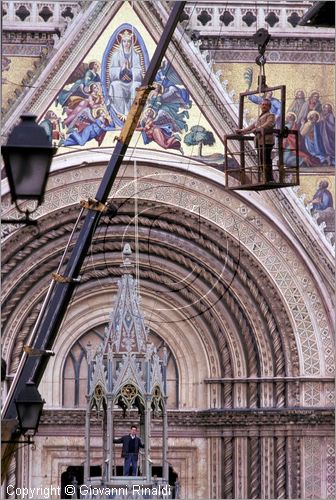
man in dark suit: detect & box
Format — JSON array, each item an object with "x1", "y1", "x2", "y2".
[{"x1": 114, "y1": 425, "x2": 144, "y2": 476}]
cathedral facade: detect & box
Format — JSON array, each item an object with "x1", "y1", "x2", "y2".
[{"x1": 1, "y1": 1, "x2": 334, "y2": 499}]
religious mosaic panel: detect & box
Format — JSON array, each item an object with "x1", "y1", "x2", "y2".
[
  {"x1": 212, "y1": 60, "x2": 335, "y2": 242},
  {"x1": 39, "y1": 2, "x2": 220, "y2": 160}
]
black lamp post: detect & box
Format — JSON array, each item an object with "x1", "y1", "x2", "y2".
[
  {"x1": 1, "y1": 114, "x2": 57, "y2": 224},
  {"x1": 14, "y1": 381, "x2": 45, "y2": 435}
]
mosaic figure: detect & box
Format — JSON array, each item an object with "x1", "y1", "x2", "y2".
[
  {"x1": 62, "y1": 108, "x2": 115, "y2": 147},
  {"x1": 56, "y1": 60, "x2": 101, "y2": 108},
  {"x1": 102, "y1": 24, "x2": 149, "y2": 127}
]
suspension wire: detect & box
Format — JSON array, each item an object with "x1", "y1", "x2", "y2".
[
  {"x1": 106, "y1": 4, "x2": 197, "y2": 202},
  {"x1": 130, "y1": 4, "x2": 140, "y2": 296},
  {"x1": 139, "y1": 1, "x2": 231, "y2": 329},
  {"x1": 53, "y1": 208, "x2": 103, "y2": 347},
  {"x1": 101, "y1": 1, "x2": 200, "y2": 330},
  {"x1": 258, "y1": 63, "x2": 263, "y2": 119},
  {"x1": 134, "y1": 160, "x2": 140, "y2": 296},
  {"x1": 85, "y1": 201, "x2": 109, "y2": 290},
  {"x1": 49, "y1": 205, "x2": 102, "y2": 349}
]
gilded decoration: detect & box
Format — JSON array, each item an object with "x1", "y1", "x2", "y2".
[{"x1": 38, "y1": 2, "x2": 220, "y2": 160}]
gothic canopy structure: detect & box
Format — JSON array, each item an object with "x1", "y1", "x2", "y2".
[{"x1": 1, "y1": 1, "x2": 334, "y2": 499}]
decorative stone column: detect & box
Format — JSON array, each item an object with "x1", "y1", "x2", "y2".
[
  {"x1": 162, "y1": 399, "x2": 168, "y2": 481},
  {"x1": 260, "y1": 436, "x2": 275, "y2": 498},
  {"x1": 275, "y1": 435, "x2": 286, "y2": 498},
  {"x1": 106, "y1": 397, "x2": 113, "y2": 481},
  {"x1": 248, "y1": 433, "x2": 260, "y2": 499},
  {"x1": 222, "y1": 436, "x2": 233, "y2": 499},
  {"x1": 84, "y1": 395, "x2": 91, "y2": 483},
  {"x1": 145, "y1": 395, "x2": 151, "y2": 481}
]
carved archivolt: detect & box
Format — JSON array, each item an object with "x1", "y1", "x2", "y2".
[
  {"x1": 2, "y1": 160, "x2": 334, "y2": 382},
  {"x1": 2, "y1": 202, "x2": 294, "y2": 383}
]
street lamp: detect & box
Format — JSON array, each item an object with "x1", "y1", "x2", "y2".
[
  {"x1": 1, "y1": 114, "x2": 57, "y2": 224},
  {"x1": 14, "y1": 381, "x2": 45, "y2": 435}
]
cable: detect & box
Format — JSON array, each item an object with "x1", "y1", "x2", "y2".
[
  {"x1": 69, "y1": 2, "x2": 201, "y2": 332},
  {"x1": 2, "y1": 76, "x2": 335, "y2": 104},
  {"x1": 134, "y1": 159, "x2": 140, "y2": 296},
  {"x1": 95, "y1": 2, "x2": 204, "y2": 328},
  {"x1": 130, "y1": 10, "x2": 140, "y2": 297},
  {"x1": 138, "y1": 2, "x2": 239, "y2": 327}
]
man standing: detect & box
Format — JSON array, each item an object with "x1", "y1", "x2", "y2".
[
  {"x1": 114, "y1": 425, "x2": 144, "y2": 476},
  {"x1": 236, "y1": 99, "x2": 276, "y2": 183}
]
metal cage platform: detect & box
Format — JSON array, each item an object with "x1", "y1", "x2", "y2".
[
  {"x1": 224, "y1": 85, "x2": 300, "y2": 191},
  {"x1": 224, "y1": 129, "x2": 299, "y2": 190}
]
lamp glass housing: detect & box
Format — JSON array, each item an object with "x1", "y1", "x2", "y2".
[
  {"x1": 15, "y1": 381, "x2": 45, "y2": 434},
  {"x1": 2, "y1": 114, "x2": 56, "y2": 205}
]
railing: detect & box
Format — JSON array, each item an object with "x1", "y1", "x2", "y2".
[
  {"x1": 205, "y1": 376, "x2": 335, "y2": 408},
  {"x1": 3, "y1": 1, "x2": 333, "y2": 37},
  {"x1": 224, "y1": 129, "x2": 299, "y2": 190},
  {"x1": 2, "y1": 1, "x2": 81, "y2": 30}
]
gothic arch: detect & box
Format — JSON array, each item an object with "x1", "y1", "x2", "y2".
[
  {"x1": 60, "y1": 326, "x2": 179, "y2": 409},
  {"x1": 40, "y1": 281, "x2": 222, "y2": 410}
]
